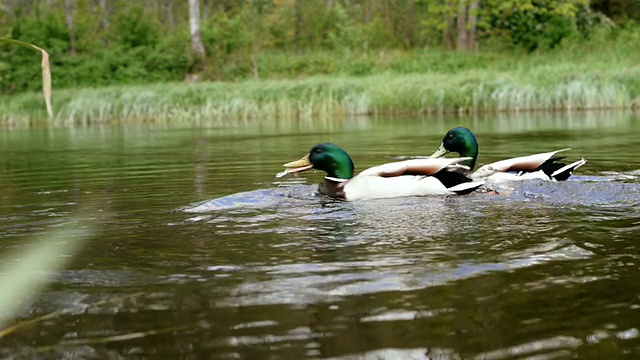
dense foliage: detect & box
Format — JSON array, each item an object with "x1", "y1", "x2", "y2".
[{"x1": 0, "y1": 0, "x2": 637, "y2": 94}]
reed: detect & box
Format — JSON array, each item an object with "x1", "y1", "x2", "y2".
[
  {"x1": 0, "y1": 37, "x2": 52, "y2": 118},
  {"x1": 2, "y1": 44, "x2": 640, "y2": 127}
]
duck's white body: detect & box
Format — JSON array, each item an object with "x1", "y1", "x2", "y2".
[
  {"x1": 341, "y1": 158, "x2": 484, "y2": 200},
  {"x1": 471, "y1": 149, "x2": 587, "y2": 182}
]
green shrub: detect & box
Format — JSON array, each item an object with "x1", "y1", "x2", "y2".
[{"x1": 487, "y1": 0, "x2": 595, "y2": 51}]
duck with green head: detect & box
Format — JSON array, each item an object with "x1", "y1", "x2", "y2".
[
  {"x1": 429, "y1": 127, "x2": 587, "y2": 182},
  {"x1": 277, "y1": 142, "x2": 484, "y2": 201}
]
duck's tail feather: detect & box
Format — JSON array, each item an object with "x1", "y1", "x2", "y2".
[
  {"x1": 448, "y1": 180, "x2": 485, "y2": 195},
  {"x1": 550, "y1": 158, "x2": 587, "y2": 181}
]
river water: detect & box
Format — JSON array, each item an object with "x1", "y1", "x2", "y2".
[{"x1": 1, "y1": 111, "x2": 639, "y2": 359}]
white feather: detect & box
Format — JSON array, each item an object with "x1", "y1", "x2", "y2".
[{"x1": 343, "y1": 175, "x2": 481, "y2": 201}]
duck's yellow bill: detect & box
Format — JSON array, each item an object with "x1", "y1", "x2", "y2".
[
  {"x1": 429, "y1": 143, "x2": 449, "y2": 159},
  {"x1": 275, "y1": 154, "x2": 313, "y2": 178},
  {"x1": 283, "y1": 154, "x2": 311, "y2": 168}
]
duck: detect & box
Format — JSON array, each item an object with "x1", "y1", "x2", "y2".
[
  {"x1": 276, "y1": 142, "x2": 484, "y2": 201},
  {"x1": 429, "y1": 127, "x2": 587, "y2": 182}
]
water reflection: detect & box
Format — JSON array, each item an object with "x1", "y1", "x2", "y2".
[{"x1": 1, "y1": 111, "x2": 640, "y2": 358}]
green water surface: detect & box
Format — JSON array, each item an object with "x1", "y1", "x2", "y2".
[{"x1": 0, "y1": 111, "x2": 639, "y2": 359}]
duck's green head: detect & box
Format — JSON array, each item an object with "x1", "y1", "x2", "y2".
[
  {"x1": 429, "y1": 127, "x2": 479, "y2": 169},
  {"x1": 281, "y1": 143, "x2": 355, "y2": 180}
]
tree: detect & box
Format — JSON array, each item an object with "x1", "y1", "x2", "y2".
[
  {"x1": 188, "y1": 0, "x2": 206, "y2": 68},
  {"x1": 64, "y1": 0, "x2": 76, "y2": 55},
  {"x1": 454, "y1": 0, "x2": 480, "y2": 51},
  {"x1": 294, "y1": 0, "x2": 303, "y2": 51},
  {"x1": 98, "y1": 0, "x2": 109, "y2": 45},
  {"x1": 486, "y1": 0, "x2": 593, "y2": 51},
  {"x1": 466, "y1": 0, "x2": 479, "y2": 50},
  {"x1": 591, "y1": 0, "x2": 640, "y2": 21},
  {"x1": 405, "y1": 0, "x2": 415, "y2": 47}
]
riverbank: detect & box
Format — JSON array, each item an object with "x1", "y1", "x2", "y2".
[{"x1": 2, "y1": 45, "x2": 639, "y2": 127}]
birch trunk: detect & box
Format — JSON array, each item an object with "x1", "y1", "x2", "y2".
[
  {"x1": 64, "y1": 0, "x2": 76, "y2": 55},
  {"x1": 188, "y1": 0, "x2": 206, "y2": 61},
  {"x1": 456, "y1": 0, "x2": 467, "y2": 52},
  {"x1": 99, "y1": 0, "x2": 109, "y2": 45},
  {"x1": 467, "y1": 0, "x2": 480, "y2": 51}
]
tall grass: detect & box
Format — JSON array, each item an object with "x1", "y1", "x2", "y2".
[{"x1": 2, "y1": 37, "x2": 640, "y2": 127}]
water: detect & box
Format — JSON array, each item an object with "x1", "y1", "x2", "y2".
[{"x1": 1, "y1": 111, "x2": 639, "y2": 359}]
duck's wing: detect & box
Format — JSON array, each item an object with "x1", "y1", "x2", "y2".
[
  {"x1": 472, "y1": 148, "x2": 572, "y2": 179},
  {"x1": 358, "y1": 157, "x2": 473, "y2": 177}
]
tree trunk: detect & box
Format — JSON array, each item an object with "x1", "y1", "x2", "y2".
[
  {"x1": 456, "y1": 0, "x2": 467, "y2": 52},
  {"x1": 99, "y1": 0, "x2": 109, "y2": 46},
  {"x1": 202, "y1": 0, "x2": 210, "y2": 19},
  {"x1": 363, "y1": 0, "x2": 372, "y2": 24},
  {"x1": 384, "y1": 0, "x2": 391, "y2": 33},
  {"x1": 251, "y1": 54, "x2": 259, "y2": 79},
  {"x1": 15, "y1": 0, "x2": 31, "y2": 15},
  {"x1": 467, "y1": 0, "x2": 479, "y2": 51},
  {"x1": 166, "y1": 0, "x2": 175, "y2": 29},
  {"x1": 64, "y1": 0, "x2": 76, "y2": 55},
  {"x1": 188, "y1": 0, "x2": 206, "y2": 64},
  {"x1": 294, "y1": 0, "x2": 303, "y2": 51},
  {"x1": 326, "y1": 0, "x2": 335, "y2": 12},
  {"x1": 442, "y1": 2, "x2": 454, "y2": 51},
  {"x1": 0, "y1": 1, "x2": 10, "y2": 15},
  {"x1": 248, "y1": 1, "x2": 261, "y2": 79},
  {"x1": 405, "y1": 0, "x2": 415, "y2": 48}
]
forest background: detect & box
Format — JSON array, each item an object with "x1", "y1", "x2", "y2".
[{"x1": 1, "y1": 0, "x2": 639, "y2": 123}]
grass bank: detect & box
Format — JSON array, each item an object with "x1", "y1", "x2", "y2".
[{"x1": 2, "y1": 42, "x2": 640, "y2": 127}]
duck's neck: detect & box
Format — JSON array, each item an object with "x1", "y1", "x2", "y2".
[
  {"x1": 327, "y1": 158, "x2": 354, "y2": 180},
  {"x1": 319, "y1": 159, "x2": 352, "y2": 199},
  {"x1": 457, "y1": 141, "x2": 478, "y2": 169},
  {"x1": 318, "y1": 178, "x2": 347, "y2": 199}
]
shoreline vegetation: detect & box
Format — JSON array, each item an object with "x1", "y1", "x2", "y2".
[
  {"x1": 3, "y1": 47, "x2": 639, "y2": 127},
  {"x1": 2, "y1": 1, "x2": 640, "y2": 127}
]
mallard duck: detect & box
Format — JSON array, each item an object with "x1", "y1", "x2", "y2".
[
  {"x1": 276, "y1": 142, "x2": 484, "y2": 201},
  {"x1": 429, "y1": 127, "x2": 587, "y2": 181}
]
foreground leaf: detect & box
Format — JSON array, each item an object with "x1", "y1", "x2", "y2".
[{"x1": 0, "y1": 213, "x2": 95, "y2": 328}]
